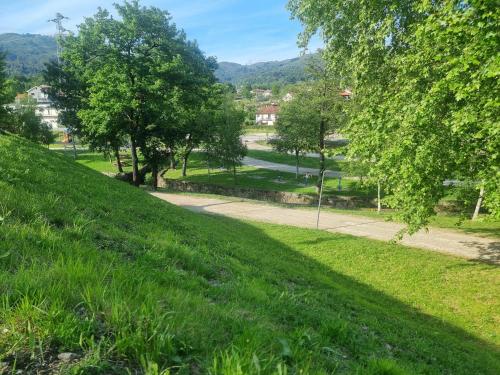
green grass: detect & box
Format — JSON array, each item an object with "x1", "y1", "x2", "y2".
[
  {"x1": 59, "y1": 150, "x2": 373, "y2": 198},
  {"x1": 53, "y1": 150, "x2": 140, "y2": 174},
  {"x1": 166, "y1": 153, "x2": 374, "y2": 198},
  {"x1": 1, "y1": 134, "x2": 500, "y2": 374}
]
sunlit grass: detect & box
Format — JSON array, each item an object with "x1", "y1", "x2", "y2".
[{"x1": 1, "y1": 134, "x2": 499, "y2": 373}]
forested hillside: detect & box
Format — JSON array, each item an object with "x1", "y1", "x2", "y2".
[
  {"x1": 0, "y1": 33, "x2": 314, "y2": 85},
  {"x1": 216, "y1": 54, "x2": 317, "y2": 86},
  {"x1": 0, "y1": 33, "x2": 57, "y2": 76}
]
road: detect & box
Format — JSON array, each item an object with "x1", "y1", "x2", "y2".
[
  {"x1": 242, "y1": 156, "x2": 343, "y2": 177},
  {"x1": 151, "y1": 192, "x2": 499, "y2": 264},
  {"x1": 241, "y1": 133, "x2": 346, "y2": 159}
]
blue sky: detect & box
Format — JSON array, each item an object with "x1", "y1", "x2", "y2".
[{"x1": 0, "y1": 0, "x2": 322, "y2": 64}]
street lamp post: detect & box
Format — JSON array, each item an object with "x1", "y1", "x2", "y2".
[{"x1": 316, "y1": 170, "x2": 326, "y2": 229}]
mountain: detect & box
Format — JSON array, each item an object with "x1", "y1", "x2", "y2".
[
  {"x1": 0, "y1": 33, "x2": 57, "y2": 76},
  {"x1": 215, "y1": 54, "x2": 317, "y2": 86},
  {"x1": 0, "y1": 33, "x2": 314, "y2": 85}
]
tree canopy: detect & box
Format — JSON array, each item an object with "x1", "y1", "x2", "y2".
[
  {"x1": 289, "y1": 0, "x2": 500, "y2": 231},
  {"x1": 46, "y1": 0, "x2": 221, "y2": 186}
]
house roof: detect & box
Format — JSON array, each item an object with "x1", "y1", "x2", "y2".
[{"x1": 257, "y1": 104, "x2": 279, "y2": 115}]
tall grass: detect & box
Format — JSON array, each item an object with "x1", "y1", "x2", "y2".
[{"x1": 0, "y1": 135, "x2": 498, "y2": 374}]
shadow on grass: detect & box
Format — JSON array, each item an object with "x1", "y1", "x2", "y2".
[
  {"x1": 14, "y1": 140, "x2": 494, "y2": 372},
  {"x1": 177, "y1": 203, "x2": 499, "y2": 372}
]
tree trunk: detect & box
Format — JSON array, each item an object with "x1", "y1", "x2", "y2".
[
  {"x1": 182, "y1": 149, "x2": 192, "y2": 177},
  {"x1": 233, "y1": 164, "x2": 237, "y2": 183},
  {"x1": 207, "y1": 159, "x2": 211, "y2": 181},
  {"x1": 472, "y1": 185, "x2": 485, "y2": 220},
  {"x1": 130, "y1": 136, "x2": 140, "y2": 187},
  {"x1": 377, "y1": 180, "x2": 381, "y2": 213},
  {"x1": 170, "y1": 149, "x2": 176, "y2": 170},
  {"x1": 114, "y1": 148, "x2": 124, "y2": 173},
  {"x1": 151, "y1": 164, "x2": 158, "y2": 191},
  {"x1": 317, "y1": 119, "x2": 326, "y2": 193},
  {"x1": 295, "y1": 149, "x2": 299, "y2": 179}
]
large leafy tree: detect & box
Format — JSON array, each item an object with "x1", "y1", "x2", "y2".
[
  {"x1": 48, "y1": 1, "x2": 216, "y2": 186},
  {"x1": 289, "y1": 0, "x2": 499, "y2": 231}
]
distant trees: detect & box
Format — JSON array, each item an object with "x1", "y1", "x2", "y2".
[
  {"x1": 274, "y1": 59, "x2": 347, "y2": 190},
  {"x1": 273, "y1": 88, "x2": 316, "y2": 178},
  {"x1": 204, "y1": 86, "x2": 247, "y2": 180},
  {"x1": 289, "y1": 0, "x2": 500, "y2": 229}
]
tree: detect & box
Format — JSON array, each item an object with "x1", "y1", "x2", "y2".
[
  {"x1": 298, "y1": 57, "x2": 347, "y2": 192},
  {"x1": 9, "y1": 98, "x2": 55, "y2": 145},
  {"x1": 241, "y1": 84, "x2": 252, "y2": 99},
  {"x1": 205, "y1": 89, "x2": 247, "y2": 181},
  {"x1": 0, "y1": 53, "x2": 14, "y2": 127},
  {"x1": 273, "y1": 91, "x2": 316, "y2": 178},
  {"x1": 48, "y1": 1, "x2": 216, "y2": 186},
  {"x1": 173, "y1": 43, "x2": 217, "y2": 177},
  {"x1": 289, "y1": 0, "x2": 500, "y2": 231}
]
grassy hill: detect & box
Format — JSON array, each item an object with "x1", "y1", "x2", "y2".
[{"x1": 0, "y1": 134, "x2": 499, "y2": 374}]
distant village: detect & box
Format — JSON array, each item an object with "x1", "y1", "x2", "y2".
[{"x1": 9, "y1": 84, "x2": 351, "y2": 133}]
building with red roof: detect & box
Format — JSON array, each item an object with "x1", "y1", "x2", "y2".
[{"x1": 256, "y1": 103, "x2": 279, "y2": 126}]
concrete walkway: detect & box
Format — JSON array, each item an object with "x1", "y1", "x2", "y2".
[
  {"x1": 151, "y1": 192, "x2": 499, "y2": 263},
  {"x1": 243, "y1": 156, "x2": 343, "y2": 177}
]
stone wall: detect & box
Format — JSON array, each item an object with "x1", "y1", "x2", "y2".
[{"x1": 157, "y1": 178, "x2": 376, "y2": 209}]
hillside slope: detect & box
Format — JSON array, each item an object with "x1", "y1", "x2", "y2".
[
  {"x1": 0, "y1": 33, "x2": 314, "y2": 85},
  {"x1": 0, "y1": 33, "x2": 57, "y2": 76},
  {"x1": 0, "y1": 135, "x2": 498, "y2": 374},
  {"x1": 216, "y1": 54, "x2": 317, "y2": 86}
]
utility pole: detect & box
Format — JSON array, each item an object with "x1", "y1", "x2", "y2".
[
  {"x1": 48, "y1": 13, "x2": 69, "y2": 65},
  {"x1": 48, "y1": 13, "x2": 77, "y2": 159},
  {"x1": 316, "y1": 170, "x2": 326, "y2": 229}
]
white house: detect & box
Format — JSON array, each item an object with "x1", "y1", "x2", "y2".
[
  {"x1": 256, "y1": 103, "x2": 279, "y2": 126},
  {"x1": 26, "y1": 85, "x2": 62, "y2": 130}
]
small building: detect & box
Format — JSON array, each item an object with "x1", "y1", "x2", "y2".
[
  {"x1": 256, "y1": 103, "x2": 279, "y2": 126},
  {"x1": 26, "y1": 85, "x2": 62, "y2": 130}
]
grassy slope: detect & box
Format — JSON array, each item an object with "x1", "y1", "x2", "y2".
[{"x1": 2, "y1": 135, "x2": 499, "y2": 374}]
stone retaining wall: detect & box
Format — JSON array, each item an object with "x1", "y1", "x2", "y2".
[{"x1": 157, "y1": 178, "x2": 376, "y2": 209}]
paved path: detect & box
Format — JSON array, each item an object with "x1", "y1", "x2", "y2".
[
  {"x1": 151, "y1": 192, "x2": 499, "y2": 263},
  {"x1": 241, "y1": 134, "x2": 346, "y2": 159},
  {"x1": 243, "y1": 156, "x2": 343, "y2": 177}
]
